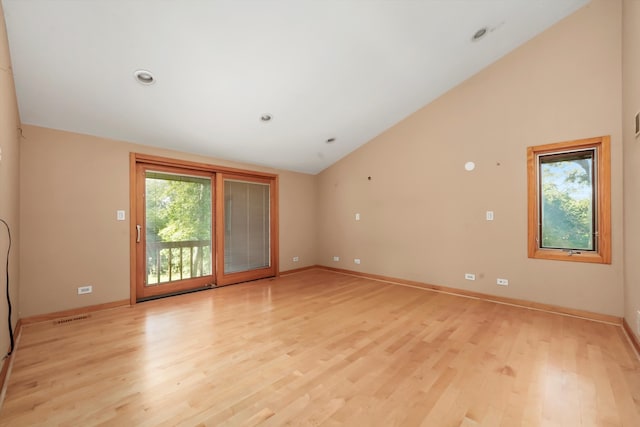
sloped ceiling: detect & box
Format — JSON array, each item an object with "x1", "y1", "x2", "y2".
[{"x1": 2, "y1": 0, "x2": 589, "y2": 174}]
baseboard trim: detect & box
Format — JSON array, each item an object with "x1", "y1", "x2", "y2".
[
  {"x1": 21, "y1": 299, "x2": 130, "y2": 325},
  {"x1": 0, "y1": 319, "x2": 22, "y2": 401},
  {"x1": 318, "y1": 266, "x2": 622, "y2": 325},
  {"x1": 279, "y1": 265, "x2": 320, "y2": 276},
  {"x1": 623, "y1": 318, "x2": 640, "y2": 358}
]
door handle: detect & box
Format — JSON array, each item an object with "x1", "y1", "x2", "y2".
[{"x1": 136, "y1": 224, "x2": 141, "y2": 243}]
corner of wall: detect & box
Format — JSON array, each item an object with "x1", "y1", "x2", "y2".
[
  {"x1": 622, "y1": 0, "x2": 640, "y2": 341},
  {"x1": 0, "y1": 0, "x2": 22, "y2": 367}
]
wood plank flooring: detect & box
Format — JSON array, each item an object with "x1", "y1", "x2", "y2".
[{"x1": 1, "y1": 269, "x2": 639, "y2": 426}]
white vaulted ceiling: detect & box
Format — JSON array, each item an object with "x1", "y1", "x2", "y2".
[{"x1": 2, "y1": 0, "x2": 589, "y2": 174}]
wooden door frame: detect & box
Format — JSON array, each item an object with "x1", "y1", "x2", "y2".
[{"x1": 129, "y1": 153, "x2": 279, "y2": 305}]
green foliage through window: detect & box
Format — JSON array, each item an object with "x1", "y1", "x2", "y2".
[
  {"x1": 539, "y1": 151, "x2": 594, "y2": 251},
  {"x1": 145, "y1": 172, "x2": 212, "y2": 284},
  {"x1": 146, "y1": 172, "x2": 211, "y2": 243}
]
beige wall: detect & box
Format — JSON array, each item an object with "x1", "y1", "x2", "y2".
[
  {"x1": 19, "y1": 125, "x2": 317, "y2": 317},
  {"x1": 623, "y1": 0, "x2": 640, "y2": 336},
  {"x1": 9, "y1": 0, "x2": 634, "y2": 320},
  {"x1": 317, "y1": 0, "x2": 624, "y2": 316},
  {"x1": 0, "y1": 2, "x2": 20, "y2": 352}
]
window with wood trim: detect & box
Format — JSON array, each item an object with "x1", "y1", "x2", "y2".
[{"x1": 527, "y1": 136, "x2": 611, "y2": 264}]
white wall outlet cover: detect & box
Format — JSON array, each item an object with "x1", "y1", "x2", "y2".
[
  {"x1": 354, "y1": 258, "x2": 361, "y2": 264},
  {"x1": 464, "y1": 161, "x2": 475, "y2": 171},
  {"x1": 116, "y1": 210, "x2": 126, "y2": 221},
  {"x1": 355, "y1": 213, "x2": 361, "y2": 221},
  {"x1": 333, "y1": 256, "x2": 340, "y2": 262},
  {"x1": 77, "y1": 285, "x2": 93, "y2": 295},
  {"x1": 292, "y1": 256, "x2": 299, "y2": 262},
  {"x1": 465, "y1": 273, "x2": 476, "y2": 280},
  {"x1": 486, "y1": 211, "x2": 494, "y2": 221}
]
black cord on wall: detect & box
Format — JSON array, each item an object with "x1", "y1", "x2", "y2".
[{"x1": 0, "y1": 219, "x2": 14, "y2": 359}]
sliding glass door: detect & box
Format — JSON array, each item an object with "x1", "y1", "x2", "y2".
[{"x1": 131, "y1": 154, "x2": 278, "y2": 302}]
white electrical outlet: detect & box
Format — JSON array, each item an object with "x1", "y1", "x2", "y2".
[
  {"x1": 116, "y1": 210, "x2": 126, "y2": 221},
  {"x1": 292, "y1": 256, "x2": 299, "y2": 262},
  {"x1": 354, "y1": 258, "x2": 361, "y2": 265},
  {"x1": 497, "y1": 278, "x2": 509, "y2": 286},
  {"x1": 333, "y1": 256, "x2": 340, "y2": 262},
  {"x1": 77, "y1": 285, "x2": 93, "y2": 295},
  {"x1": 355, "y1": 213, "x2": 361, "y2": 221},
  {"x1": 465, "y1": 273, "x2": 476, "y2": 281},
  {"x1": 486, "y1": 211, "x2": 494, "y2": 221}
]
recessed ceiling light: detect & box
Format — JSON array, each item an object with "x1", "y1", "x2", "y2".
[
  {"x1": 134, "y1": 69, "x2": 155, "y2": 85},
  {"x1": 260, "y1": 114, "x2": 273, "y2": 122},
  {"x1": 326, "y1": 137, "x2": 336, "y2": 144},
  {"x1": 472, "y1": 27, "x2": 488, "y2": 41}
]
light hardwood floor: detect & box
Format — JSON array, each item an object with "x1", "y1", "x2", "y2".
[{"x1": 1, "y1": 269, "x2": 639, "y2": 426}]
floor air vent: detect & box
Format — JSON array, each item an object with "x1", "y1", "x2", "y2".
[{"x1": 54, "y1": 314, "x2": 91, "y2": 325}]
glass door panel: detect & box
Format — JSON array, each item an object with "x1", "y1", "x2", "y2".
[
  {"x1": 136, "y1": 165, "x2": 214, "y2": 300},
  {"x1": 215, "y1": 174, "x2": 276, "y2": 286},
  {"x1": 224, "y1": 179, "x2": 270, "y2": 273}
]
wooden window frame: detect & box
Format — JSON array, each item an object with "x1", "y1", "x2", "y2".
[
  {"x1": 129, "y1": 153, "x2": 279, "y2": 304},
  {"x1": 527, "y1": 136, "x2": 611, "y2": 264}
]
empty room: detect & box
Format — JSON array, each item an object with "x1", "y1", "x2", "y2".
[{"x1": 1, "y1": 0, "x2": 640, "y2": 425}]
